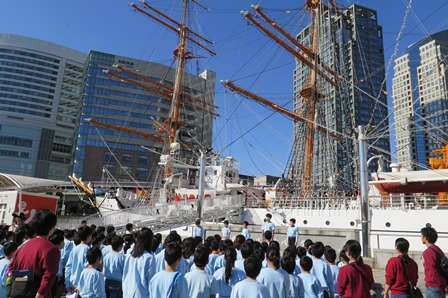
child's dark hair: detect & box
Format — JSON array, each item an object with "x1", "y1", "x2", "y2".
[
  {"x1": 3, "y1": 242, "x2": 18, "y2": 257},
  {"x1": 421, "y1": 227, "x2": 438, "y2": 244},
  {"x1": 324, "y1": 247, "x2": 337, "y2": 264},
  {"x1": 345, "y1": 239, "x2": 363, "y2": 265},
  {"x1": 195, "y1": 219, "x2": 201, "y2": 225},
  {"x1": 243, "y1": 221, "x2": 249, "y2": 226},
  {"x1": 311, "y1": 241, "x2": 325, "y2": 259},
  {"x1": 300, "y1": 256, "x2": 313, "y2": 272},
  {"x1": 223, "y1": 220, "x2": 229, "y2": 225},
  {"x1": 164, "y1": 231, "x2": 182, "y2": 247},
  {"x1": 152, "y1": 233, "x2": 162, "y2": 253},
  {"x1": 303, "y1": 239, "x2": 313, "y2": 250},
  {"x1": 86, "y1": 247, "x2": 102, "y2": 265},
  {"x1": 395, "y1": 237, "x2": 411, "y2": 264},
  {"x1": 194, "y1": 245, "x2": 209, "y2": 268},
  {"x1": 111, "y1": 236, "x2": 124, "y2": 251},
  {"x1": 283, "y1": 247, "x2": 296, "y2": 259},
  {"x1": 234, "y1": 235, "x2": 245, "y2": 250},
  {"x1": 106, "y1": 225, "x2": 115, "y2": 235},
  {"x1": 260, "y1": 241, "x2": 268, "y2": 253},
  {"x1": 264, "y1": 231, "x2": 272, "y2": 241},
  {"x1": 290, "y1": 218, "x2": 296, "y2": 224},
  {"x1": 254, "y1": 248, "x2": 265, "y2": 263},
  {"x1": 64, "y1": 229, "x2": 75, "y2": 239},
  {"x1": 339, "y1": 248, "x2": 349, "y2": 264},
  {"x1": 281, "y1": 256, "x2": 296, "y2": 274},
  {"x1": 49, "y1": 231, "x2": 64, "y2": 246},
  {"x1": 182, "y1": 237, "x2": 196, "y2": 259},
  {"x1": 224, "y1": 247, "x2": 237, "y2": 284},
  {"x1": 125, "y1": 223, "x2": 133, "y2": 232},
  {"x1": 244, "y1": 255, "x2": 262, "y2": 279},
  {"x1": 91, "y1": 233, "x2": 106, "y2": 247},
  {"x1": 165, "y1": 242, "x2": 183, "y2": 266},
  {"x1": 266, "y1": 213, "x2": 272, "y2": 219},
  {"x1": 132, "y1": 227, "x2": 153, "y2": 258},
  {"x1": 77, "y1": 226, "x2": 93, "y2": 242},
  {"x1": 123, "y1": 234, "x2": 134, "y2": 254},
  {"x1": 210, "y1": 239, "x2": 219, "y2": 251},
  {"x1": 241, "y1": 242, "x2": 254, "y2": 259},
  {"x1": 266, "y1": 246, "x2": 280, "y2": 269}
]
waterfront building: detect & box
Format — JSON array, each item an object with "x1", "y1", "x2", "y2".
[
  {"x1": 393, "y1": 30, "x2": 448, "y2": 170},
  {"x1": 0, "y1": 33, "x2": 86, "y2": 180},
  {"x1": 72, "y1": 51, "x2": 216, "y2": 182},
  {"x1": 292, "y1": 5, "x2": 390, "y2": 192}
]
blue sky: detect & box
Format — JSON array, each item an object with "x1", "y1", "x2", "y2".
[{"x1": 1, "y1": 0, "x2": 447, "y2": 177}]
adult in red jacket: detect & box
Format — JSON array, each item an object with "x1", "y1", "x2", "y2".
[
  {"x1": 8, "y1": 210, "x2": 60, "y2": 298},
  {"x1": 337, "y1": 239, "x2": 374, "y2": 297},
  {"x1": 383, "y1": 238, "x2": 419, "y2": 297},
  {"x1": 421, "y1": 226, "x2": 446, "y2": 298}
]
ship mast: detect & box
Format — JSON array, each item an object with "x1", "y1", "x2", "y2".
[{"x1": 223, "y1": 2, "x2": 340, "y2": 194}]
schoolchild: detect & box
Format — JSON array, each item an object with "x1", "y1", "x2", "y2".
[
  {"x1": 0, "y1": 242, "x2": 18, "y2": 297},
  {"x1": 182, "y1": 237, "x2": 197, "y2": 273},
  {"x1": 59, "y1": 229, "x2": 75, "y2": 280},
  {"x1": 421, "y1": 226, "x2": 446, "y2": 297},
  {"x1": 281, "y1": 255, "x2": 302, "y2": 298},
  {"x1": 214, "y1": 239, "x2": 233, "y2": 272},
  {"x1": 194, "y1": 220, "x2": 205, "y2": 241},
  {"x1": 324, "y1": 247, "x2": 340, "y2": 298},
  {"x1": 123, "y1": 234, "x2": 134, "y2": 255},
  {"x1": 213, "y1": 247, "x2": 246, "y2": 298},
  {"x1": 103, "y1": 236, "x2": 125, "y2": 298},
  {"x1": 310, "y1": 242, "x2": 334, "y2": 297},
  {"x1": 65, "y1": 225, "x2": 93, "y2": 292},
  {"x1": 337, "y1": 246, "x2": 350, "y2": 268},
  {"x1": 149, "y1": 242, "x2": 189, "y2": 298},
  {"x1": 283, "y1": 247, "x2": 301, "y2": 275},
  {"x1": 257, "y1": 246, "x2": 290, "y2": 298},
  {"x1": 254, "y1": 248, "x2": 265, "y2": 264},
  {"x1": 230, "y1": 255, "x2": 271, "y2": 298},
  {"x1": 122, "y1": 227, "x2": 156, "y2": 298},
  {"x1": 298, "y1": 256, "x2": 324, "y2": 298},
  {"x1": 125, "y1": 223, "x2": 133, "y2": 235},
  {"x1": 49, "y1": 230, "x2": 66, "y2": 297},
  {"x1": 152, "y1": 233, "x2": 163, "y2": 255},
  {"x1": 222, "y1": 220, "x2": 231, "y2": 240},
  {"x1": 0, "y1": 230, "x2": 7, "y2": 259},
  {"x1": 235, "y1": 242, "x2": 254, "y2": 272},
  {"x1": 78, "y1": 247, "x2": 106, "y2": 298},
  {"x1": 234, "y1": 235, "x2": 245, "y2": 260},
  {"x1": 296, "y1": 246, "x2": 307, "y2": 269},
  {"x1": 287, "y1": 218, "x2": 299, "y2": 248},
  {"x1": 241, "y1": 221, "x2": 250, "y2": 240},
  {"x1": 155, "y1": 231, "x2": 186, "y2": 273},
  {"x1": 384, "y1": 237, "x2": 419, "y2": 298},
  {"x1": 261, "y1": 213, "x2": 275, "y2": 241},
  {"x1": 185, "y1": 246, "x2": 219, "y2": 298},
  {"x1": 336, "y1": 240, "x2": 374, "y2": 297}
]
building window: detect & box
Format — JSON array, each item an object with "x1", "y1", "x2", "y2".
[
  {"x1": 121, "y1": 154, "x2": 133, "y2": 163},
  {"x1": 136, "y1": 168, "x2": 149, "y2": 178},
  {"x1": 138, "y1": 156, "x2": 149, "y2": 165}
]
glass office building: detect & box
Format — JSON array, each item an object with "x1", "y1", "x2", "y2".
[
  {"x1": 393, "y1": 30, "x2": 448, "y2": 170},
  {"x1": 0, "y1": 33, "x2": 85, "y2": 180}
]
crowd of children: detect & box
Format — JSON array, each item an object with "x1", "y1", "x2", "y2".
[{"x1": 2, "y1": 211, "x2": 437, "y2": 298}]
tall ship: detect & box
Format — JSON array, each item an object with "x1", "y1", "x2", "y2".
[{"x1": 68, "y1": 1, "x2": 448, "y2": 253}]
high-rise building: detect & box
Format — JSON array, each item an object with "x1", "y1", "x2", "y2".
[
  {"x1": 393, "y1": 30, "x2": 448, "y2": 170},
  {"x1": 0, "y1": 33, "x2": 86, "y2": 180},
  {"x1": 292, "y1": 5, "x2": 390, "y2": 192},
  {"x1": 72, "y1": 51, "x2": 216, "y2": 182}
]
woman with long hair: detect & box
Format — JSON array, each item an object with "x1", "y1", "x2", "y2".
[
  {"x1": 384, "y1": 238, "x2": 419, "y2": 298},
  {"x1": 337, "y1": 239, "x2": 374, "y2": 297},
  {"x1": 122, "y1": 227, "x2": 156, "y2": 298},
  {"x1": 257, "y1": 246, "x2": 290, "y2": 298},
  {"x1": 213, "y1": 246, "x2": 246, "y2": 297}
]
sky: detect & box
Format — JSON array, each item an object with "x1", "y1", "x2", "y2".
[{"x1": 1, "y1": 0, "x2": 448, "y2": 177}]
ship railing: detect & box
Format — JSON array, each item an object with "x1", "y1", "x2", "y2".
[
  {"x1": 65, "y1": 194, "x2": 244, "y2": 230},
  {"x1": 243, "y1": 193, "x2": 444, "y2": 211}
]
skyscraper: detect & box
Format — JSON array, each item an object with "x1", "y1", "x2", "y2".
[
  {"x1": 292, "y1": 5, "x2": 390, "y2": 193},
  {"x1": 0, "y1": 33, "x2": 86, "y2": 180},
  {"x1": 393, "y1": 30, "x2": 448, "y2": 170},
  {"x1": 72, "y1": 51, "x2": 216, "y2": 182}
]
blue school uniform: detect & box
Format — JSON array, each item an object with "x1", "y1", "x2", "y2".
[
  {"x1": 298, "y1": 273, "x2": 324, "y2": 298},
  {"x1": 222, "y1": 226, "x2": 231, "y2": 239},
  {"x1": 193, "y1": 226, "x2": 205, "y2": 238},
  {"x1": 58, "y1": 238, "x2": 74, "y2": 278},
  {"x1": 185, "y1": 269, "x2": 219, "y2": 298},
  {"x1": 230, "y1": 279, "x2": 271, "y2": 298},
  {"x1": 208, "y1": 253, "x2": 220, "y2": 274},
  {"x1": 329, "y1": 264, "x2": 340, "y2": 298},
  {"x1": 287, "y1": 273, "x2": 302, "y2": 298},
  {"x1": 311, "y1": 258, "x2": 334, "y2": 296},
  {"x1": 241, "y1": 228, "x2": 250, "y2": 240},
  {"x1": 213, "y1": 267, "x2": 246, "y2": 298},
  {"x1": 214, "y1": 255, "x2": 226, "y2": 271},
  {"x1": 102, "y1": 245, "x2": 113, "y2": 258},
  {"x1": 149, "y1": 271, "x2": 189, "y2": 298},
  {"x1": 261, "y1": 222, "x2": 275, "y2": 232},
  {"x1": 65, "y1": 243, "x2": 89, "y2": 290},
  {"x1": 234, "y1": 259, "x2": 245, "y2": 272},
  {"x1": 126, "y1": 243, "x2": 135, "y2": 256},
  {"x1": 155, "y1": 249, "x2": 187, "y2": 274},
  {"x1": 122, "y1": 250, "x2": 156, "y2": 298},
  {"x1": 190, "y1": 263, "x2": 214, "y2": 275},
  {"x1": 103, "y1": 251, "x2": 125, "y2": 281},
  {"x1": 257, "y1": 267, "x2": 290, "y2": 298},
  {"x1": 287, "y1": 226, "x2": 299, "y2": 245},
  {"x1": 0, "y1": 258, "x2": 11, "y2": 298},
  {"x1": 78, "y1": 268, "x2": 107, "y2": 298}
]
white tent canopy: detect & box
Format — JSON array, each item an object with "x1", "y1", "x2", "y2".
[{"x1": 0, "y1": 173, "x2": 69, "y2": 192}]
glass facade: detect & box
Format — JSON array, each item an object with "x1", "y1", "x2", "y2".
[
  {"x1": 292, "y1": 5, "x2": 390, "y2": 193},
  {"x1": 393, "y1": 30, "x2": 448, "y2": 169},
  {"x1": 72, "y1": 51, "x2": 216, "y2": 182},
  {"x1": 0, "y1": 33, "x2": 85, "y2": 180}
]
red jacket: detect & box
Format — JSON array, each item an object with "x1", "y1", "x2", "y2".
[
  {"x1": 8, "y1": 237, "x2": 60, "y2": 297},
  {"x1": 423, "y1": 244, "x2": 447, "y2": 289},
  {"x1": 385, "y1": 255, "x2": 419, "y2": 295},
  {"x1": 337, "y1": 262, "x2": 374, "y2": 297}
]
